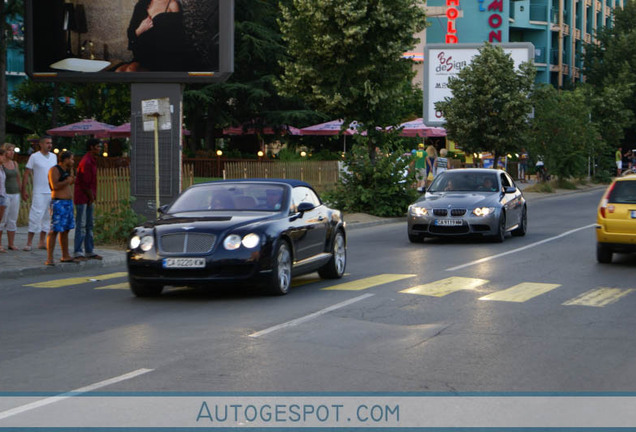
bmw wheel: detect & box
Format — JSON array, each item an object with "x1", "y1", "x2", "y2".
[
  {"x1": 268, "y1": 240, "x2": 292, "y2": 295},
  {"x1": 511, "y1": 206, "x2": 527, "y2": 237},
  {"x1": 492, "y1": 212, "x2": 506, "y2": 243},
  {"x1": 129, "y1": 277, "x2": 164, "y2": 297},
  {"x1": 319, "y1": 230, "x2": 346, "y2": 279},
  {"x1": 408, "y1": 233, "x2": 425, "y2": 243}
]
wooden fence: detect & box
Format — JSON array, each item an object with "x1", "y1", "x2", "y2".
[
  {"x1": 17, "y1": 165, "x2": 194, "y2": 225},
  {"x1": 223, "y1": 161, "x2": 340, "y2": 191}
]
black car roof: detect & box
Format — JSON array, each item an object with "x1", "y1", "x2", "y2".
[{"x1": 194, "y1": 178, "x2": 313, "y2": 188}]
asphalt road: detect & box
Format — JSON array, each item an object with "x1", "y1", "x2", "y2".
[{"x1": 2, "y1": 187, "x2": 636, "y2": 396}]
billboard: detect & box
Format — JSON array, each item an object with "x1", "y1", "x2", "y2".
[
  {"x1": 423, "y1": 43, "x2": 534, "y2": 126},
  {"x1": 25, "y1": 0, "x2": 234, "y2": 83}
]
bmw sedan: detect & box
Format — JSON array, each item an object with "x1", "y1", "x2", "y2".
[
  {"x1": 127, "y1": 179, "x2": 346, "y2": 297},
  {"x1": 407, "y1": 169, "x2": 527, "y2": 243}
]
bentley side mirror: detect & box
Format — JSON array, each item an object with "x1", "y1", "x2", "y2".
[
  {"x1": 157, "y1": 205, "x2": 169, "y2": 215},
  {"x1": 297, "y1": 202, "x2": 315, "y2": 215}
]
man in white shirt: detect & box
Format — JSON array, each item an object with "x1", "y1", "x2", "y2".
[{"x1": 21, "y1": 136, "x2": 57, "y2": 251}]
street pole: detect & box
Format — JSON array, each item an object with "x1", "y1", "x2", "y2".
[{"x1": 153, "y1": 114, "x2": 160, "y2": 216}]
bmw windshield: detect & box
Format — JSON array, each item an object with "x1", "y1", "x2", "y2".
[{"x1": 428, "y1": 172, "x2": 499, "y2": 193}]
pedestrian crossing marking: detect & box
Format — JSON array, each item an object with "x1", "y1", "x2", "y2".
[
  {"x1": 478, "y1": 282, "x2": 561, "y2": 303},
  {"x1": 25, "y1": 272, "x2": 128, "y2": 288},
  {"x1": 400, "y1": 277, "x2": 489, "y2": 297},
  {"x1": 563, "y1": 288, "x2": 636, "y2": 307},
  {"x1": 321, "y1": 274, "x2": 416, "y2": 291},
  {"x1": 96, "y1": 282, "x2": 130, "y2": 290}
]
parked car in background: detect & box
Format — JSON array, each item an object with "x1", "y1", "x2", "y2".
[
  {"x1": 407, "y1": 169, "x2": 527, "y2": 243},
  {"x1": 127, "y1": 179, "x2": 347, "y2": 296},
  {"x1": 596, "y1": 174, "x2": 636, "y2": 263}
]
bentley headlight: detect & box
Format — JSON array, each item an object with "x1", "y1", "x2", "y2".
[
  {"x1": 472, "y1": 207, "x2": 496, "y2": 216},
  {"x1": 410, "y1": 205, "x2": 428, "y2": 217},
  {"x1": 224, "y1": 234, "x2": 242, "y2": 250},
  {"x1": 140, "y1": 235, "x2": 154, "y2": 251},
  {"x1": 129, "y1": 235, "x2": 141, "y2": 249},
  {"x1": 241, "y1": 233, "x2": 260, "y2": 249}
]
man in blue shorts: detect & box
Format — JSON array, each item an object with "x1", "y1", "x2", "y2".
[{"x1": 46, "y1": 151, "x2": 76, "y2": 266}]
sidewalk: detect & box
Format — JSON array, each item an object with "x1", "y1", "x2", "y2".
[{"x1": 0, "y1": 180, "x2": 605, "y2": 280}]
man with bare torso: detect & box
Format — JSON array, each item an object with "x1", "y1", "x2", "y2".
[{"x1": 46, "y1": 151, "x2": 76, "y2": 266}]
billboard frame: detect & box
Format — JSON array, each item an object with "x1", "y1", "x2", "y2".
[
  {"x1": 423, "y1": 42, "x2": 534, "y2": 127},
  {"x1": 24, "y1": 0, "x2": 234, "y2": 83}
]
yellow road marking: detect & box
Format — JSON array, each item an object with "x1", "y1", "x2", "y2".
[
  {"x1": 25, "y1": 272, "x2": 128, "y2": 288},
  {"x1": 322, "y1": 274, "x2": 416, "y2": 291},
  {"x1": 95, "y1": 282, "x2": 130, "y2": 290},
  {"x1": 400, "y1": 277, "x2": 489, "y2": 297},
  {"x1": 479, "y1": 282, "x2": 561, "y2": 303},
  {"x1": 563, "y1": 288, "x2": 636, "y2": 307}
]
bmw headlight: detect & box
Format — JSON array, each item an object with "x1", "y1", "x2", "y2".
[
  {"x1": 241, "y1": 233, "x2": 260, "y2": 249},
  {"x1": 472, "y1": 207, "x2": 496, "y2": 217},
  {"x1": 140, "y1": 235, "x2": 154, "y2": 251},
  {"x1": 409, "y1": 205, "x2": 428, "y2": 217},
  {"x1": 224, "y1": 234, "x2": 242, "y2": 250},
  {"x1": 129, "y1": 235, "x2": 141, "y2": 249}
]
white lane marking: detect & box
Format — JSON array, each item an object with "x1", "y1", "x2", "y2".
[
  {"x1": 249, "y1": 294, "x2": 375, "y2": 338},
  {"x1": 0, "y1": 368, "x2": 153, "y2": 420},
  {"x1": 445, "y1": 224, "x2": 596, "y2": 272}
]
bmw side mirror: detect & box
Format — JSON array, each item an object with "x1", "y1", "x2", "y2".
[
  {"x1": 417, "y1": 186, "x2": 426, "y2": 194},
  {"x1": 504, "y1": 186, "x2": 517, "y2": 194}
]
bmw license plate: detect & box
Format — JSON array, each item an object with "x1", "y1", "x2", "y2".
[
  {"x1": 435, "y1": 219, "x2": 463, "y2": 226},
  {"x1": 163, "y1": 258, "x2": 206, "y2": 269},
  {"x1": 632, "y1": 210, "x2": 636, "y2": 219}
]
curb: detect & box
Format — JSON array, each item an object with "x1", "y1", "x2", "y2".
[{"x1": 1, "y1": 253, "x2": 127, "y2": 280}]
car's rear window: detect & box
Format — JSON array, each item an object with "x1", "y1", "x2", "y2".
[{"x1": 609, "y1": 181, "x2": 636, "y2": 204}]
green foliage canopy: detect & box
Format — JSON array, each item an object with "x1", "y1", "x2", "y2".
[{"x1": 277, "y1": 0, "x2": 426, "y2": 133}]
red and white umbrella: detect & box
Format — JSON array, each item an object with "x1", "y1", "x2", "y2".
[
  {"x1": 392, "y1": 118, "x2": 446, "y2": 138},
  {"x1": 223, "y1": 124, "x2": 301, "y2": 136},
  {"x1": 46, "y1": 119, "x2": 116, "y2": 137},
  {"x1": 299, "y1": 119, "x2": 361, "y2": 136}
]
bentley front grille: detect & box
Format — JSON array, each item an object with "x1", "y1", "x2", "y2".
[{"x1": 160, "y1": 233, "x2": 216, "y2": 254}]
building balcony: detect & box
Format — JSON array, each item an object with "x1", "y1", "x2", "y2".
[
  {"x1": 534, "y1": 46, "x2": 548, "y2": 63},
  {"x1": 595, "y1": 0, "x2": 602, "y2": 11},
  {"x1": 574, "y1": 28, "x2": 581, "y2": 39},
  {"x1": 562, "y1": 64, "x2": 569, "y2": 74},
  {"x1": 584, "y1": 33, "x2": 592, "y2": 43},
  {"x1": 563, "y1": 23, "x2": 570, "y2": 35},
  {"x1": 585, "y1": 0, "x2": 592, "y2": 6}
]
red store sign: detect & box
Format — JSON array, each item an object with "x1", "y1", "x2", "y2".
[
  {"x1": 487, "y1": 0, "x2": 503, "y2": 42},
  {"x1": 446, "y1": 0, "x2": 459, "y2": 44}
]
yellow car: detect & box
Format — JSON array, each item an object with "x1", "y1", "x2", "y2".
[{"x1": 596, "y1": 174, "x2": 636, "y2": 263}]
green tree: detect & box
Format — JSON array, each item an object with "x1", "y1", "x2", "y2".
[
  {"x1": 184, "y1": 0, "x2": 319, "y2": 153},
  {"x1": 528, "y1": 85, "x2": 598, "y2": 180},
  {"x1": 435, "y1": 43, "x2": 536, "y2": 167},
  {"x1": 277, "y1": 0, "x2": 426, "y2": 158},
  {"x1": 583, "y1": 0, "x2": 636, "y2": 143}
]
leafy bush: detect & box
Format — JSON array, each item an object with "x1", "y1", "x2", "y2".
[
  {"x1": 322, "y1": 142, "x2": 418, "y2": 217},
  {"x1": 556, "y1": 178, "x2": 577, "y2": 189},
  {"x1": 95, "y1": 199, "x2": 144, "y2": 247}
]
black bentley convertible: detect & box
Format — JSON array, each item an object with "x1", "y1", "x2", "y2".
[{"x1": 126, "y1": 179, "x2": 347, "y2": 296}]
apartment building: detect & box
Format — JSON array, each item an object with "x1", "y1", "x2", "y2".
[{"x1": 424, "y1": 0, "x2": 624, "y2": 87}]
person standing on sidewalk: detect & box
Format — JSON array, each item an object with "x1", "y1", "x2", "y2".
[
  {"x1": 73, "y1": 139, "x2": 102, "y2": 261},
  {"x1": 0, "y1": 149, "x2": 7, "y2": 253},
  {"x1": 0, "y1": 143, "x2": 22, "y2": 251},
  {"x1": 21, "y1": 136, "x2": 57, "y2": 251},
  {"x1": 616, "y1": 147, "x2": 623, "y2": 177},
  {"x1": 46, "y1": 151, "x2": 76, "y2": 266}
]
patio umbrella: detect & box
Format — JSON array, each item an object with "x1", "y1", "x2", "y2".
[
  {"x1": 223, "y1": 124, "x2": 301, "y2": 136},
  {"x1": 299, "y1": 119, "x2": 361, "y2": 136},
  {"x1": 46, "y1": 118, "x2": 116, "y2": 137},
  {"x1": 393, "y1": 118, "x2": 446, "y2": 138}
]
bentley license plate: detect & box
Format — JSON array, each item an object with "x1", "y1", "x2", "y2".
[
  {"x1": 163, "y1": 258, "x2": 206, "y2": 269},
  {"x1": 435, "y1": 219, "x2": 463, "y2": 226}
]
